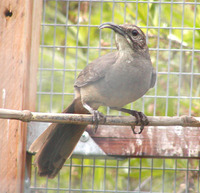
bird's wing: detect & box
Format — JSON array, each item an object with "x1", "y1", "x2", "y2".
[
  {"x1": 150, "y1": 68, "x2": 156, "y2": 88},
  {"x1": 74, "y1": 51, "x2": 118, "y2": 87}
]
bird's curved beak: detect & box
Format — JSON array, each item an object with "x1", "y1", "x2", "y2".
[{"x1": 99, "y1": 22, "x2": 125, "y2": 36}]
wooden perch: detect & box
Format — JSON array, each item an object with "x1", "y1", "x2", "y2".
[{"x1": 0, "y1": 108, "x2": 200, "y2": 127}]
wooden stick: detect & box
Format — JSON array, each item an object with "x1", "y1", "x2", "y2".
[{"x1": 0, "y1": 108, "x2": 200, "y2": 127}]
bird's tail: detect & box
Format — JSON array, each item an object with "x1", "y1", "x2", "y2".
[{"x1": 29, "y1": 97, "x2": 89, "y2": 178}]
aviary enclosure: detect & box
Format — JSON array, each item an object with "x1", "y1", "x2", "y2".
[{"x1": 0, "y1": 0, "x2": 199, "y2": 193}]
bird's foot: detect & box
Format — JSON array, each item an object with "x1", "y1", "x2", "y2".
[
  {"x1": 92, "y1": 110, "x2": 106, "y2": 133},
  {"x1": 82, "y1": 103, "x2": 106, "y2": 133},
  {"x1": 111, "y1": 107, "x2": 149, "y2": 134},
  {"x1": 129, "y1": 110, "x2": 149, "y2": 134}
]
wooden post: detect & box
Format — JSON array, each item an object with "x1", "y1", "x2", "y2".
[{"x1": 0, "y1": 1, "x2": 42, "y2": 193}]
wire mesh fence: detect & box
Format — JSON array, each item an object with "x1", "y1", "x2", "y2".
[
  {"x1": 30, "y1": 0, "x2": 200, "y2": 192},
  {"x1": 30, "y1": 157, "x2": 200, "y2": 193}
]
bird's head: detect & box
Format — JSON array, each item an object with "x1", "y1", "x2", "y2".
[{"x1": 99, "y1": 22, "x2": 148, "y2": 53}]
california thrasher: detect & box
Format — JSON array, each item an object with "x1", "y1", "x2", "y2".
[{"x1": 29, "y1": 22, "x2": 156, "y2": 178}]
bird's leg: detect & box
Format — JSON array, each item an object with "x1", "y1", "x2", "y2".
[
  {"x1": 83, "y1": 103, "x2": 106, "y2": 133},
  {"x1": 111, "y1": 107, "x2": 149, "y2": 134}
]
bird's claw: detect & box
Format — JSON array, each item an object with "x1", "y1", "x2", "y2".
[
  {"x1": 130, "y1": 111, "x2": 149, "y2": 134},
  {"x1": 131, "y1": 125, "x2": 144, "y2": 134},
  {"x1": 92, "y1": 110, "x2": 106, "y2": 133}
]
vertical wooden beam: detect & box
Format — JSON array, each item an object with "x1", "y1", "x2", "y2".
[{"x1": 0, "y1": 1, "x2": 42, "y2": 193}]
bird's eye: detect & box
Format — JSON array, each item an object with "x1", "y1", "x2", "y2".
[{"x1": 132, "y1": 29, "x2": 138, "y2": 36}]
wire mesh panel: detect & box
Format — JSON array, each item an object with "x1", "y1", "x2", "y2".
[
  {"x1": 30, "y1": 0, "x2": 200, "y2": 192},
  {"x1": 31, "y1": 158, "x2": 200, "y2": 193}
]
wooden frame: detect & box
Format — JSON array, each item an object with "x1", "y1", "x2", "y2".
[
  {"x1": 86, "y1": 125, "x2": 200, "y2": 159},
  {"x1": 0, "y1": 1, "x2": 42, "y2": 193}
]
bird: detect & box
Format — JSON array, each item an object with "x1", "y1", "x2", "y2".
[{"x1": 29, "y1": 22, "x2": 156, "y2": 178}]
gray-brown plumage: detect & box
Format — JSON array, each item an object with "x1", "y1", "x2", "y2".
[{"x1": 29, "y1": 22, "x2": 156, "y2": 178}]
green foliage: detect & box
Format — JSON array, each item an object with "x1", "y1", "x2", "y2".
[{"x1": 31, "y1": 157, "x2": 200, "y2": 192}]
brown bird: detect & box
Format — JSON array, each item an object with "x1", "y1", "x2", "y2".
[{"x1": 29, "y1": 22, "x2": 156, "y2": 178}]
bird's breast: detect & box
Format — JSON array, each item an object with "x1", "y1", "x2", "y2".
[
  {"x1": 97, "y1": 60, "x2": 152, "y2": 107},
  {"x1": 80, "y1": 56, "x2": 153, "y2": 109}
]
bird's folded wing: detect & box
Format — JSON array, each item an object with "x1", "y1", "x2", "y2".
[{"x1": 74, "y1": 51, "x2": 118, "y2": 87}]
